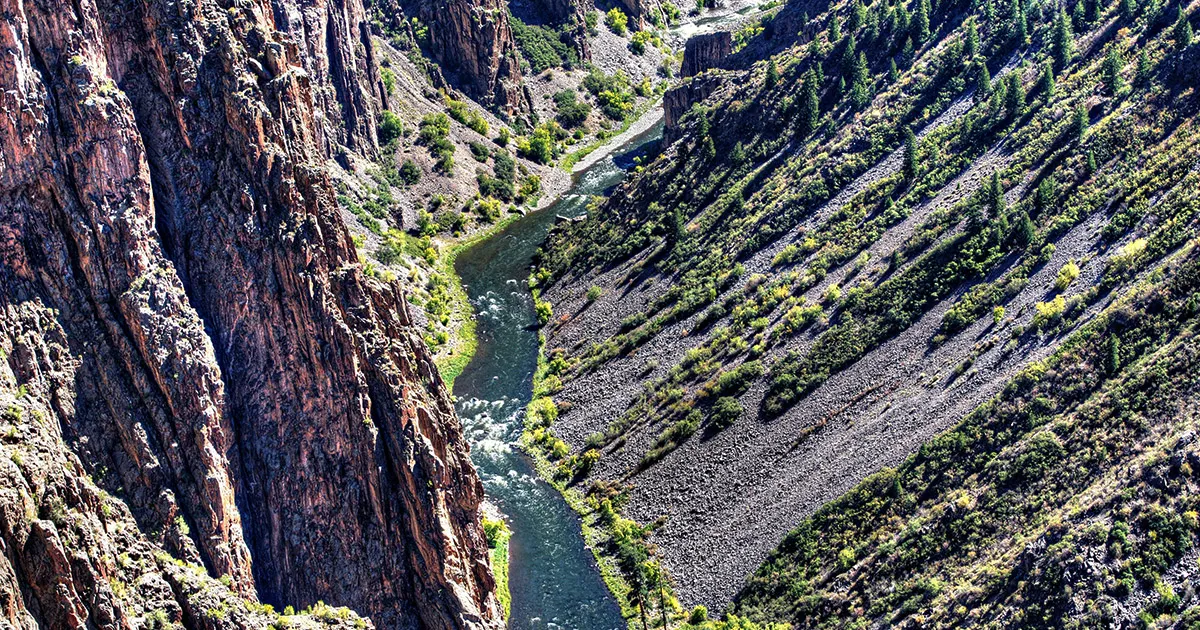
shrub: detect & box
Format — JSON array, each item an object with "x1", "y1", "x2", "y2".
[
  {"x1": 630, "y1": 30, "x2": 654, "y2": 54},
  {"x1": 606, "y1": 8, "x2": 628, "y2": 35},
  {"x1": 398, "y1": 160, "x2": 421, "y2": 185},
  {"x1": 714, "y1": 360, "x2": 764, "y2": 396},
  {"x1": 535, "y1": 298, "x2": 554, "y2": 326},
  {"x1": 377, "y1": 110, "x2": 404, "y2": 145},
  {"x1": 511, "y1": 17, "x2": 580, "y2": 72},
  {"x1": 554, "y1": 90, "x2": 592, "y2": 128},
  {"x1": 1034, "y1": 295, "x2": 1066, "y2": 328},
  {"x1": 587, "y1": 285, "x2": 603, "y2": 301},
  {"x1": 710, "y1": 396, "x2": 742, "y2": 429},
  {"x1": 1055, "y1": 260, "x2": 1080, "y2": 290}
]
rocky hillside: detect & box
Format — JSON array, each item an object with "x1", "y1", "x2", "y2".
[
  {"x1": 529, "y1": 0, "x2": 1200, "y2": 622},
  {"x1": 0, "y1": 0, "x2": 503, "y2": 627}
]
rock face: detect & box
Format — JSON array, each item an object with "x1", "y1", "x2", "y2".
[
  {"x1": 411, "y1": 0, "x2": 531, "y2": 117},
  {"x1": 532, "y1": 0, "x2": 593, "y2": 60},
  {"x1": 613, "y1": 0, "x2": 662, "y2": 30},
  {"x1": 663, "y1": 73, "x2": 726, "y2": 141},
  {"x1": 0, "y1": 0, "x2": 502, "y2": 627},
  {"x1": 680, "y1": 31, "x2": 733, "y2": 78},
  {"x1": 270, "y1": 0, "x2": 384, "y2": 156}
]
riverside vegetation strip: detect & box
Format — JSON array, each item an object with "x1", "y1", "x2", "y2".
[{"x1": 525, "y1": 0, "x2": 1200, "y2": 623}]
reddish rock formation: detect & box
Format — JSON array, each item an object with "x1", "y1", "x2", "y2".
[
  {"x1": 411, "y1": 0, "x2": 531, "y2": 117},
  {"x1": 270, "y1": 0, "x2": 384, "y2": 156},
  {"x1": 681, "y1": 31, "x2": 733, "y2": 78},
  {"x1": 0, "y1": 0, "x2": 502, "y2": 627}
]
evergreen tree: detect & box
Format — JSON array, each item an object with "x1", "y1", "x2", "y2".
[
  {"x1": 1108, "y1": 333, "x2": 1122, "y2": 374},
  {"x1": 896, "y1": 3, "x2": 911, "y2": 32},
  {"x1": 836, "y1": 76, "x2": 847, "y2": 101},
  {"x1": 1175, "y1": 6, "x2": 1193, "y2": 49},
  {"x1": 889, "y1": 58, "x2": 900, "y2": 82},
  {"x1": 902, "y1": 125, "x2": 919, "y2": 181},
  {"x1": 965, "y1": 17, "x2": 980, "y2": 57},
  {"x1": 1118, "y1": 0, "x2": 1135, "y2": 21},
  {"x1": 1052, "y1": 9, "x2": 1075, "y2": 69},
  {"x1": 977, "y1": 60, "x2": 993, "y2": 96},
  {"x1": 766, "y1": 58, "x2": 779, "y2": 87},
  {"x1": 1085, "y1": 0, "x2": 1101, "y2": 23},
  {"x1": 849, "y1": 0, "x2": 867, "y2": 31},
  {"x1": 1014, "y1": 211, "x2": 1036, "y2": 248},
  {"x1": 1038, "y1": 63, "x2": 1056, "y2": 99},
  {"x1": 986, "y1": 171, "x2": 1007, "y2": 216},
  {"x1": 1035, "y1": 178, "x2": 1054, "y2": 211},
  {"x1": 1101, "y1": 46, "x2": 1124, "y2": 93},
  {"x1": 1086, "y1": 149, "x2": 1098, "y2": 173},
  {"x1": 1073, "y1": 104, "x2": 1089, "y2": 140},
  {"x1": 841, "y1": 35, "x2": 859, "y2": 77},
  {"x1": 799, "y1": 70, "x2": 820, "y2": 136},
  {"x1": 850, "y1": 52, "x2": 872, "y2": 108},
  {"x1": 1136, "y1": 48, "x2": 1151, "y2": 82},
  {"x1": 1005, "y1": 72, "x2": 1025, "y2": 118},
  {"x1": 815, "y1": 61, "x2": 825, "y2": 85},
  {"x1": 1009, "y1": 0, "x2": 1028, "y2": 44},
  {"x1": 829, "y1": 14, "x2": 842, "y2": 41},
  {"x1": 902, "y1": 36, "x2": 915, "y2": 64},
  {"x1": 1072, "y1": 0, "x2": 1086, "y2": 27},
  {"x1": 915, "y1": 0, "x2": 932, "y2": 41}
]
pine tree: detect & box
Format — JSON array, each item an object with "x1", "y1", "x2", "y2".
[
  {"x1": 965, "y1": 18, "x2": 980, "y2": 57},
  {"x1": 902, "y1": 125, "x2": 919, "y2": 181},
  {"x1": 1136, "y1": 48, "x2": 1151, "y2": 83},
  {"x1": 1005, "y1": 72, "x2": 1025, "y2": 118},
  {"x1": 1107, "y1": 333, "x2": 1122, "y2": 374},
  {"x1": 1118, "y1": 0, "x2": 1135, "y2": 21},
  {"x1": 915, "y1": 0, "x2": 931, "y2": 41},
  {"x1": 1073, "y1": 104, "x2": 1089, "y2": 141},
  {"x1": 889, "y1": 58, "x2": 900, "y2": 82},
  {"x1": 1101, "y1": 46, "x2": 1124, "y2": 93},
  {"x1": 1175, "y1": 6, "x2": 1193, "y2": 49},
  {"x1": 850, "y1": 52, "x2": 872, "y2": 108},
  {"x1": 1035, "y1": 178, "x2": 1054, "y2": 211},
  {"x1": 766, "y1": 58, "x2": 779, "y2": 87},
  {"x1": 1072, "y1": 0, "x2": 1086, "y2": 27},
  {"x1": 1085, "y1": 0, "x2": 1101, "y2": 23},
  {"x1": 986, "y1": 171, "x2": 1006, "y2": 216},
  {"x1": 836, "y1": 76, "x2": 847, "y2": 101},
  {"x1": 841, "y1": 35, "x2": 859, "y2": 77},
  {"x1": 896, "y1": 3, "x2": 911, "y2": 33},
  {"x1": 799, "y1": 70, "x2": 820, "y2": 136},
  {"x1": 815, "y1": 61, "x2": 825, "y2": 85},
  {"x1": 1086, "y1": 149, "x2": 1098, "y2": 173},
  {"x1": 1014, "y1": 211, "x2": 1036, "y2": 248},
  {"x1": 829, "y1": 14, "x2": 842, "y2": 41},
  {"x1": 849, "y1": 0, "x2": 867, "y2": 31},
  {"x1": 977, "y1": 61, "x2": 993, "y2": 97},
  {"x1": 1038, "y1": 63, "x2": 1056, "y2": 99},
  {"x1": 1052, "y1": 9, "x2": 1075, "y2": 69},
  {"x1": 1009, "y1": 0, "x2": 1028, "y2": 44},
  {"x1": 902, "y1": 36, "x2": 915, "y2": 64}
]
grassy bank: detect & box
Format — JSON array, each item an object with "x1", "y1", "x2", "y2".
[
  {"x1": 561, "y1": 97, "x2": 663, "y2": 171},
  {"x1": 521, "y1": 286, "x2": 683, "y2": 630},
  {"x1": 432, "y1": 212, "x2": 526, "y2": 388},
  {"x1": 483, "y1": 516, "x2": 512, "y2": 619}
]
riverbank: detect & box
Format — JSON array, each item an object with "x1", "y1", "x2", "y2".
[{"x1": 434, "y1": 100, "x2": 663, "y2": 387}]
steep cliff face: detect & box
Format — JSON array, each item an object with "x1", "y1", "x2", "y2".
[
  {"x1": 0, "y1": 0, "x2": 501, "y2": 627},
  {"x1": 410, "y1": 0, "x2": 530, "y2": 117},
  {"x1": 270, "y1": 0, "x2": 384, "y2": 156},
  {"x1": 680, "y1": 31, "x2": 732, "y2": 78}
]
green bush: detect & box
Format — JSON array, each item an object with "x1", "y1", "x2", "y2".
[
  {"x1": 606, "y1": 8, "x2": 628, "y2": 35},
  {"x1": 377, "y1": 110, "x2": 404, "y2": 145},
  {"x1": 511, "y1": 16, "x2": 580, "y2": 72},
  {"x1": 710, "y1": 396, "x2": 742, "y2": 429},
  {"x1": 554, "y1": 90, "x2": 592, "y2": 128}
]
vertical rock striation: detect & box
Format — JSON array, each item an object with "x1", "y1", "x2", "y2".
[
  {"x1": 0, "y1": 0, "x2": 502, "y2": 627},
  {"x1": 409, "y1": 0, "x2": 531, "y2": 117}
]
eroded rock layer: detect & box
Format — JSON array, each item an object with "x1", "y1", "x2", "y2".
[{"x1": 0, "y1": 0, "x2": 501, "y2": 627}]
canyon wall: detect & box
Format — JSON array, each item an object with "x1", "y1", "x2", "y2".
[{"x1": 0, "y1": 0, "x2": 501, "y2": 627}]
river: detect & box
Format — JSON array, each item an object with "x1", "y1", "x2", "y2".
[{"x1": 453, "y1": 122, "x2": 664, "y2": 630}]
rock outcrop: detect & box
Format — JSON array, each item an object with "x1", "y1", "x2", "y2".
[
  {"x1": 680, "y1": 31, "x2": 733, "y2": 78},
  {"x1": 613, "y1": 0, "x2": 662, "y2": 30},
  {"x1": 663, "y1": 73, "x2": 726, "y2": 141},
  {"x1": 270, "y1": 0, "x2": 384, "y2": 156},
  {"x1": 410, "y1": 0, "x2": 531, "y2": 117},
  {"x1": 0, "y1": 0, "x2": 502, "y2": 627}
]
